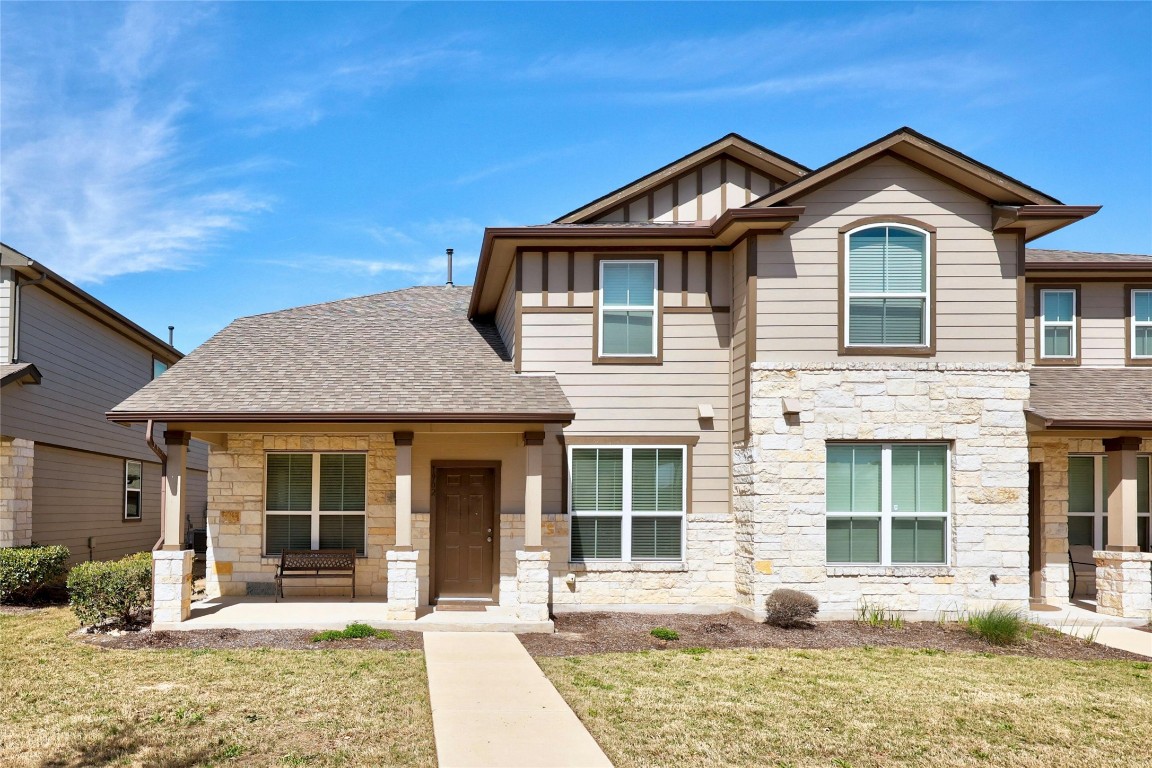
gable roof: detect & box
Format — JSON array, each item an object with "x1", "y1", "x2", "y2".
[
  {"x1": 553, "y1": 133, "x2": 809, "y2": 224},
  {"x1": 747, "y1": 126, "x2": 1063, "y2": 209},
  {"x1": 109, "y1": 286, "x2": 573, "y2": 423},
  {"x1": 1028, "y1": 368, "x2": 1152, "y2": 429}
]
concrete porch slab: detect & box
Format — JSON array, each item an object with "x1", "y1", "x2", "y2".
[{"x1": 154, "y1": 596, "x2": 553, "y2": 633}]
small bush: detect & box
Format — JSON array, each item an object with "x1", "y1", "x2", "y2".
[
  {"x1": 650, "y1": 627, "x2": 679, "y2": 641},
  {"x1": 310, "y1": 623, "x2": 395, "y2": 642},
  {"x1": 764, "y1": 589, "x2": 820, "y2": 628},
  {"x1": 0, "y1": 545, "x2": 70, "y2": 603},
  {"x1": 67, "y1": 551, "x2": 152, "y2": 627},
  {"x1": 965, "y1": 605, "x2": 1026, "y2": 646}
]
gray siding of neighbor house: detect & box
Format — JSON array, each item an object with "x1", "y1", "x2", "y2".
[
  {"x1": 2, "y1": 281, "x2": 208, "y2": 555},
  {"x1": 755, "y1": 155, "x2": 1021, "y2": 363}
]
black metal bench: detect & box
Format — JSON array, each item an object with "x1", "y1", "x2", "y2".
[
  {"x1": 274, "y1": 549, "x2": 357, "y2": 601},
  {"x1": 1068, "y1": 544, "x2": 1096, "y2": 598}
]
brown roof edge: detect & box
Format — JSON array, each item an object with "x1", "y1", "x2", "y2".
[
  {"x1": 1, "y1": 362, "x2": 42, "y2": 387},
  {"x1": 553, "y1": 132, "x2": 811, "y2": 224},
  {"x1": 1024, "y1": 410, "x2": 1152, "y2": 431},
  {"x1": 106, "y1": 410, "x2": 577, "y2": 425},
  {"x1": 466, "y1": 210, "x2": 805, "y2": 317}
]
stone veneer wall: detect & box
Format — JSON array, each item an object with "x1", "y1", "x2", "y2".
[
  {"x1": 205, "y1": 433, "x2": 396, "y2": 597},
  {"x1": 0, "y1": 436, "x2": 34, "y2": 548},
  {"x1": 737, "y1": 362, "x2": 1032, "y2": 620}
]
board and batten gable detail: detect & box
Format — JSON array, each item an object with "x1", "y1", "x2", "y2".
[{"x1": 754, "y1": 154, "x2": 1022, "y2": 364}]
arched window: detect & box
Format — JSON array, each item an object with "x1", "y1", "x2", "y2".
[{"x1": 844, "y1": 224, "x2": 930, "y2": 347}]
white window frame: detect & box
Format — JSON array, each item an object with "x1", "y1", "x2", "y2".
[
  {"x1": 1132, "y1": 288, "x2": 1152, "y2": 359},
  {"x1": 598, "y1": 259, "x2": 658, "y2": 358},
  {"x1": 567, "y1": 444, "x2": 686, "y2": 562},
  {"x1": 843, "y1": 223, "x2": 932, "y2": 348},
  {"x1": 1040, "y1": 288, "x2": 1077, "y2": 359},
  {"x1": 825, "y1": 442, "x2": 951, "y2": 566},
  {"x1": 263, "y1": 451, "x2": 367, "y2": 555},
  {"x1": 1068, "y1": 454, "x2": 1151, "y2": 550},
  {"x1": 124, "y1": 459, "x2": 143, "y2": 520}
]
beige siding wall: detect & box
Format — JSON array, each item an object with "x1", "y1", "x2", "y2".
[
  {"x1": 495, "y1": 269, "x2": 517, "y2": 359},
  {"x1": 0, "y1": 285, "x2": 208, "y2": 470},
  {"x1": 593, "y1": 156, "x2": 778, "y2": 223},
  {"x1": 756, "y1": 155, "x2": 1020, "y2": 363},
  {"x1": 31, "y1": 444, "x2": 163, "y2": 562},
  {"x1": 1025, "y1": 282, "x2": 1133, "y2": 366}
]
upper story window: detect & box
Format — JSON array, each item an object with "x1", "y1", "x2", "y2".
[
  {"x1": 1131, "y1": 288, "x2": 1152, "y2": 361},
  {"x1": 1039, "y1": 288, "x2": 1077, "y2": 360},
  {"x1": 599, "y1": 260, "x2": 657, "y2": 358},
  {"x1": 844, "y1": 225, "x2": 930, "y2": 348}
]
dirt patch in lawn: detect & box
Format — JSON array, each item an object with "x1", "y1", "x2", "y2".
[
  {"x1": 82, "y1": 625, "x2": 425, "y2": 651},
  {"x1": 518, "y1": 611, "x2": 1146, "y2": 661}
]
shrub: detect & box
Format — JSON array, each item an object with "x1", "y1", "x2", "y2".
[
  {"x1": 310, "y1": 623, "x2": 395, "y2": 642},
  {"x1": 764, "y1": 589, "x2": 820, "y2": 628},
  {"x1": 0, "y1": 545, "x2": 70, "y2": 603},
  {"x1": 650, "y1": 627, "x2": 679, "y2": 641},
  {"x1": 67, "y1": 551, "x2": 152, "y2": 627},
  {"x1": 965, "y1": 605, "x2": 1026, "y2": 646}
]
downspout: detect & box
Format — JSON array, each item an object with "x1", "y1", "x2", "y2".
[
  {"x1": 146, "y1": 420, "x2": 167, "y2": 552},
  {"x1": 10, "y1": 271, "x2": 48, "y2": 363}
]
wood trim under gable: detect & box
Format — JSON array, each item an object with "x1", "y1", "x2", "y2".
[
  {"x1": 1033, "y1": 283, "x2": 1082, "y2": 366},
  {"x1": 541, "y1": 251, "x2": 549, "y2": 306},
  {"x1": 744, "y1": 234, "x2": 757, "y2": 443},
  {"x1": 567, "y1": 251, "x2": 575, "y2": 307},
  {"x1": 836, "y1": 217, "x2": 938, "y2": 357},
  {"x1": 1124, "y1": 283, "x2": 1152, "y2": 367},
  {"x1": 592, "y1": 253, "x2": 665, "y2": 366}
]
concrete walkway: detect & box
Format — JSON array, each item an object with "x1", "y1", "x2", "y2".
[
  {"x1": 1028, "y1": 601, "x2": 1152, "y2": 658},
  {"x1": 423, "y1": 632, "x2": 613, "y2": 768}
]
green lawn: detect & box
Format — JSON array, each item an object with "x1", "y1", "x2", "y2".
[
  {"x1": 539, "y1": 647, "x2": 1152, "y2": 768},
  {"x1": 0, "y1": 608, "x2": 436, "y2": 768}
]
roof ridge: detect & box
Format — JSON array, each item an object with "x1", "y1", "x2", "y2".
[{"x1": 240, "y1": 283, "x2": 473, "y2": 321}]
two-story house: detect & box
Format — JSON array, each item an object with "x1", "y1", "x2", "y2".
[
  {"x1": 1, "y1": 244, "x2": 209, "y2": 563},
  {"x1": 108, "y1": 128, "x2": 1151, "y2": 628}
]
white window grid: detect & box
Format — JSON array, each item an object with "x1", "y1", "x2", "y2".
[
  {"x1": 1040, "y1": 288, "x2": 1077, "y2": 358},
  {"x1": 263, "y1": 451, "x2": 367, "y2": 554},
  {"x1": 1132, "y1": 289, "x2": 1151, "y2": 359},
  {"x1": 598, "y1": 260, "x2": 658, "y2": 358},
  {"x1": 843, "y1": 223, "x2": 932, "y2": 348}
]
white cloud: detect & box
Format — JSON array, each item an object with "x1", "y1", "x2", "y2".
[{"x1": 0, "y1": 6, "x2": 267, "y2": 284}]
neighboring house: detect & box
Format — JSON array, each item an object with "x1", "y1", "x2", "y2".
[
  {"x1": 108, "y1": 128, "x2": 1152, "y2": 628},
  {"x1": 0, "y1": 244, "x2": 208, "y2": 562}
]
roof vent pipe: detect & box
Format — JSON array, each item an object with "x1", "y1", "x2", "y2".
[
  {"x1": 168, "y1": 325, "x2": 174, "y2": 346},
  {"x1": 445, "y1": 248, "x2": 454, "y2": 287}
]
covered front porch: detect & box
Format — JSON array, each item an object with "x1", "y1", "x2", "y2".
[{"x1": 151, "y1": 422, "x2": 569, "y2": 632}]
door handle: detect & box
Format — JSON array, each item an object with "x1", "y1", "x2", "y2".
[{"x1": 487, "y1": 537, "x2": 492, "y2": 542}]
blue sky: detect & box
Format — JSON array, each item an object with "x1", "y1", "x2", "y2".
[{"x1": 2, "y1": 2, "x2": 1149, "y2": 351}]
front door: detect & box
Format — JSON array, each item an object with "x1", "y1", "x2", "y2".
[{"x1": 433, "y1": 466, "x2": 497, "y2": 601}]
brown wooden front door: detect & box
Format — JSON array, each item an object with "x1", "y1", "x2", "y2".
[{"x1": 433, "y1": 465, "x2": 497, "y2": 601}]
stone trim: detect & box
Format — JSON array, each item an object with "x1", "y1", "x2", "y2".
[
  {"x1": 752, "y1": 361, "x2": 1029, "y2": 372},
  {"x1": 153, "y1": 549, "x2": 193, "y2": 625},
  {"x1": 0, "y1": 436, "x2": 34, "y2": 548}
]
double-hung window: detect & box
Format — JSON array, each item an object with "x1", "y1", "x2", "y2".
[
  {"x1": 1131, "y1": 289, "x2": 1152, "y2": 360},
  {"x1": 1068, "y1": 454, "x2": 1151, "y2": 552},
  {"x1": 845, "y1": 225, "x2": 930, "y2": 347},
  {"x1": 124, "y1": 460, "x2": 143, "y2": 520},
  {"x1": 599, "y1": 260, "x2": 657, "y2": 358},
  {"x1": 264, "y1": 452, "x2": 367, "y2": 556},
  {"x1": 1039, "y1": 288, "x2": 1077, "y2": 359},
  {"x1": 826, "y1": 443, "x2": 949, "y2": 565},
  {"x1": 569, "y1": 446, "x2": 684, "y2": 561}
]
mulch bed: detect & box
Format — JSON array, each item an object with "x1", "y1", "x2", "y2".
[
  {"x1": 81, "y1": 626, "x2": 425, "y2": 652},
  {"x1": 517, "y1": 611, "x2": 1149, "y2": 662}
]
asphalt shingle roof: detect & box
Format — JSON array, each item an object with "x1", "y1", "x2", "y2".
[
  {"x1": 1026, "y1": 249, "x2": 1152, "y2": 266},
  {"x1": 110, "y1": 286, "x2": 573, "y2": 421},
  {"x1": 1029, "y1": 367, "x2": 1152, "y2": 426}
]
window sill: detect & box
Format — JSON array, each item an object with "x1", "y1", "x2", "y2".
[
  {"x1": 568, "y1": 561, "x2": 688, "y2": 573},
  {"x1": 827, "y1": 565, "x2": 953, "y2": 577}
]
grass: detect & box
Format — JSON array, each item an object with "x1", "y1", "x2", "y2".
[
  {"x1": 539, "y1": 648, "x2": 1152, "y2": 768},
  {"x1": 857, "y1": 601, "x2": 905, "y2": 629},
  {"x1": 965, "y1": 605, "x2": 1026, "y2": 646},
  {"x1": 649, "y1": 627, "x2": 679, "y2": 641},
  {"x1": 0, "y1": 608, "x2": 436, "y2": 767},
  {"x1": 311, "y1": 623, "x2": 396, "y2": 642}
]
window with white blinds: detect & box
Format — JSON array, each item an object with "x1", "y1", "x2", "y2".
[
  {"x1": 265, "y1": 452, "x2": 367, "y2": 555},
  {"x1": 1040, "y1": 289, "x2": 1077, "y2": 359},
  {"x1": 599, "y1": 261, "x2": 657, "y2": 357},
  {"x1": 826, "y1": 443, "x2": 949, "y2": 565},
  {"x1": 845, "y1": 225, "x2": 930, "y2": 347},
  {"x1": 569, "y1": 445, "x2": 685, "y2": 561},
  {"x1": 1068, "y1": 454, "x2": 1151, "y2": 552},
  {"x1": 1132, "y1": 289, "x2": 1152, "y2": 359}
]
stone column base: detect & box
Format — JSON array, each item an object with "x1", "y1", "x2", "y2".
[
  {"x1": 1094, "y1": 550, "x2": 1152, "y2": 618},
  {"x1": 515, "y1": 549, "x2": 551, "y2": 622},
  {"x1": 386, "y1": 549, "x2": 419, "y2": 621},
  {"x1": 152, "y1": 550, "x2": 194, "y2": 625},
  {"x1": 0, "y1": 436, "x2": 34, "y2": 548}
]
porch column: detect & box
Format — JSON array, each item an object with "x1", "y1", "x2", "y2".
[
  {"x1": 1103, "y1": 437, "x2": 1141, "y2": 552},
  {"x1": 523, "y1": 431, "x2": 544, "y2": 548},
  {"x1": 394, "y1": 431, "x2": 413, "y2": 548},
  {"x1": 163, "y1": 430, "x2": 189, "y2": 549}
]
